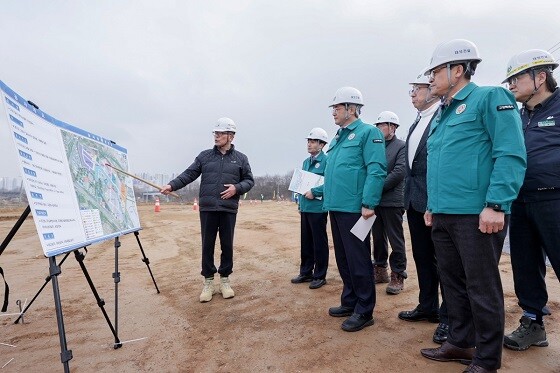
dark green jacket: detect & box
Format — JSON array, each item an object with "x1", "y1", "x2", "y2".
[
  {"x1": 318, "y1": 119, "x2": 387, "y2": 213},
  {"x1": 299, "y1": 151, "x2": 327, "y2": 213},
  {"x1": 427, "y1": 83, "x2": 526, "y2": 214}
]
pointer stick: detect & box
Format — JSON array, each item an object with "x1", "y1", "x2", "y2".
[{"x1": 105, "y1": 163, "x2": 180, "y2": 198}]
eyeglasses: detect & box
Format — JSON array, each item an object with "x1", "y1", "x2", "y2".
[
  {"x1": 376, "y1": 123, "x2": 391, "y2": 127},
  {"x1": 428, "y1": 65, "x2": 446, "y2": 80},
  {"x1": 331, "y1": 105, "x2": 346, "y2": 114},
  {"x1": 506, "y1": 71, "x2": 532, "y2": 86},
  {"x1": 409, "y1": 86, "x2": 428, "y2": 96},
  {"x1": 213, "y1": 131, "x2": 228, "y2": 137}
]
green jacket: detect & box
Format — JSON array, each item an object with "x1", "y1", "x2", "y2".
[
  {"x1": 316, "y1": 119, "x2": 387, "y2": 213},
  {"x1": 427, "y1": 82, "x2": 527, "y2": 214},
  {"x1": 299, "y1": 151, "x2": 327, "y2": 213}
]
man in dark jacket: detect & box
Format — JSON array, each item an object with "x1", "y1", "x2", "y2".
[
  {"x1": 371, "y1": 111, "x2": 407, "y2": 295},
  {"x1": 398, "y1": 69, "x2": 449, "y2": 345},
  {"x1": 161, "y1": 117, "x2": 254, "y2": 303},
  {"x1": 502, "y1": 49, "x2": 560, "y2": 351}
]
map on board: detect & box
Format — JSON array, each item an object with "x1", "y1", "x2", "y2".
[{"x1": 0, "y1": 80, "x2": 141, "y2": 257}]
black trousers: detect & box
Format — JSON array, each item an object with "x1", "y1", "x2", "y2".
[
  {"x1": 510, "y1": 198, "x2": 560, "y2": 317},
  {"x1": 330, "y1": 211, "x2": 375, "y2": 317},
  {"x1": 372, "y1": 206, "x2": 407, "y2": 275},
  {"x1": 300, "y1": 212, "x2": 329, "y2": 280},
  {"x1": 407, "y1": 208, "x2": 448, "y2": 321},
  {"x1": 432, "y1": 214, "x2": 508, "y2": 370},
  {"x1": 199, "y1": 211, "x2": 237, "y2": 278}
]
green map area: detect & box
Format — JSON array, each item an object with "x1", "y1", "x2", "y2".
[{"x1": 62, "y1": 131, "x2": 140, "y2": 238}]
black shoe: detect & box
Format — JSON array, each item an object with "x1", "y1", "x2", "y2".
[
  {"x1": 291, "y1": 274, "x2": 313, "y2": 283},
  {"x1": 398, "y1": 307, "x2": 440, "y2": 323},
  {"x1": 328, "y1": 305, "x2": 354, "y2": 317},
  {"x1": 309, "y1": 279, "x2": 326, "y2": 289},
  {"x1": 341, "y1": 313, "x2": 374, "y2": 332},
  {"x1": 433, "y1": 323, "x2": 449, "y2": 344}
]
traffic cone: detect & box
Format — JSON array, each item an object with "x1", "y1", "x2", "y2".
[
  {"x1": 193, "y1": 198, "x2": 198, "y2": 211},
  {"x1": 154, "y1": 197, "x2": 161, "y2": 212}
]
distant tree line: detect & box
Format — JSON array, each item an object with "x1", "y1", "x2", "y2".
[{"x1": 134, "y1": 171, "x2": 295, "y2": 203}]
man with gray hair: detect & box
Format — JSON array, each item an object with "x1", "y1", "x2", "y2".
[
  {"x1": 398, "y1": 68, "x2": 448, "y2": 345},
  {"x1": 313, "y1": 87, "x2": 386, "y2": 332}
]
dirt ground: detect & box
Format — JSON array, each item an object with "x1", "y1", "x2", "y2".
[{"x1": 0, "y1": 202, "x2": 559, "y2": 372}]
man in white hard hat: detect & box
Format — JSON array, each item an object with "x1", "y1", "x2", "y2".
[
  {"x1": 419, "y1": 39, "x2": 526, "y2": 373},
  {"x1": 161, "y1": 117, "x2": 254, "y2": 303},
  {"x1": 398, "y1": 68, "x2": 449, "y2": 346},
  {"x1": 502, "y1": 49, "x2": 560, "y2": 352},
  {"x1": 371, "y1": 111, "x2": 407, "y2": 295},
  {"x1": 312, "y1": 87, "x2": 386, "y2": 332},
  {"x1": 291, "y1": 127, "x2": 329, "y2": 289}
]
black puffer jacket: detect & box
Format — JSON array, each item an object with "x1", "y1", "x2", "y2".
[
  {"x1": 378, "y1": 137, "x2": 406, "y2": 207},
  {"x1": 169, "y1": 145, "x2": 254, "y2": 213}
]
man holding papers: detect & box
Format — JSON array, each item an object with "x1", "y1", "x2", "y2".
[
  {"x1": 291, "y1": 128, "x2": 329, "y2": 290},
  {"x1": 320, "y1": 87, "x2": 387, "y2": 332}
]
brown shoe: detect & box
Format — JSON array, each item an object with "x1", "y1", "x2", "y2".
[
  {"x1": 420, "y1": 341, "x2": 474, "y2": 365},
  {"x1": 463, "y1": 364, "x2": 497, "y2": 373},
  {"x1": 386, "y1": 272, "x2": 405, "y2": 295},
  {"x1": 373, "y1": 265, "x2": 389, "y2": 284}
]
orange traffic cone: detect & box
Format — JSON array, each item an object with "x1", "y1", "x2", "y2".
[
  {"x1": 154, "y1": 197, "x2": 161, "y2": 212},
  {"x1": 193, "y1": 198, "x2": 198, "y2": 211}
]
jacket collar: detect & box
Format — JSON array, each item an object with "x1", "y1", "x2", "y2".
[
  {"x1": 451, "y1": 82, "x2": 477, "y2": 102},
  {"x1": 213, "y1": 144, "x2": 235, "y2": 155}
]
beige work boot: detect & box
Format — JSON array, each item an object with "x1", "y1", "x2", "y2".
[
  {"x1": 374, "y1": 265, "x2": 390, "y2": 284},
  {"x1": 386, "y1": 272, "x2": 405, "y2": 295},
  {"x1": 199, "y1": 277, "x2": 217, "y2": 302},
  {"x1": 219, "y1": 277, "x2": 235, "y2": 299}
]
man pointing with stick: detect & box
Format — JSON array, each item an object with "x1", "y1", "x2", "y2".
[{"x1": 160, "y1": 117, "x2": 254, "y2": 303}]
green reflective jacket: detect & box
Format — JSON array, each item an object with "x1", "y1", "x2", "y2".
[
  {"x1": 427, "y1": 83, "x2": 527, "y2": 214},
  {"x1": 318, "y1": 119, "x2": 387, "y2": 213}
]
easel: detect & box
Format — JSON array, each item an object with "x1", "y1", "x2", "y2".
[{"x1": 1, "y1": 205, "x2": 159, "y2": 372}]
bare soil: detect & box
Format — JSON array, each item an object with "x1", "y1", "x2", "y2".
[{"x1": 0, "y1": 202, "x2": 558, "y2": 372}]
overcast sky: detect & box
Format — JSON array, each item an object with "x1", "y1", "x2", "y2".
[{"x1": 1, "y1": 1, "x2": 559, "y2": 180}]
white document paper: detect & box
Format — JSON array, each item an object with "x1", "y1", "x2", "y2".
[
  {"x1": 288, "y1": 168, "x2": 324, "y2": 195},
  {"x1": 350, "y1": 216, "x2": 376, "y2": 242}
]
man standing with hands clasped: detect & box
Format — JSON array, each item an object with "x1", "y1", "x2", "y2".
[
  {"x1": 161, "y1": 117, "x2": 254, "y2": 303},
  {"x1": 419, "y1": 39, "x2": 526, "y2": 373},
  {"x1": 317, "y1": 87, "x2": 386, "y2": 332}
]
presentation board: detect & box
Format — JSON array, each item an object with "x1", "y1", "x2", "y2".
[{"x1": 0, "y1": 80, "x2": 141, "y2": 257}]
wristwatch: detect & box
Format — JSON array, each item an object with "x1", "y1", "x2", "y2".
[{"x1": 484, "y1": 202, "x2": 504, "y2": 212}]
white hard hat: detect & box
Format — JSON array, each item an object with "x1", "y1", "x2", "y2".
[
  {"x1": 213, "y1": 117, "x2": 236, "y2": 133},
  {"x1": 410, "y1": 67, "x2": 431, "y2": 85},
  {"x1": 502, "y1": 49, "x2": 559, "y2": 83},
  {"x1": 329, "y1": 87, "x2": 364, "y2": 107},
  {"x1": 375, "y1": 111, "x2": 400, "y2": 126},
  {"x1": 306, "y1": 127, "x2": 329, "y2": 143},
  {"x1": 426, "y1": 39, "x2": 482, "y2": 73}
]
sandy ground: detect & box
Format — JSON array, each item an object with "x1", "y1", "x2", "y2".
[{"x1": 0, "y1": 202, "x2": 559, "y2": 372}]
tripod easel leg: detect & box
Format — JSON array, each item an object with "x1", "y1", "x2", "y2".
[
  {"x1": 14, "y1": 251, "x2": 72, "y2": 324},
  {"x1": 113, "y1": 237, "x2": 122, "y2": 349},
  {"x1": 133, "y1": 231, "x2": 160, "y2": 293},
  {"x1": 49, "y1": 256, "x2": 72, "y2": 373},
  {"x1": 74, "y1": 249, "x2": 121, "y2": 348}
]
